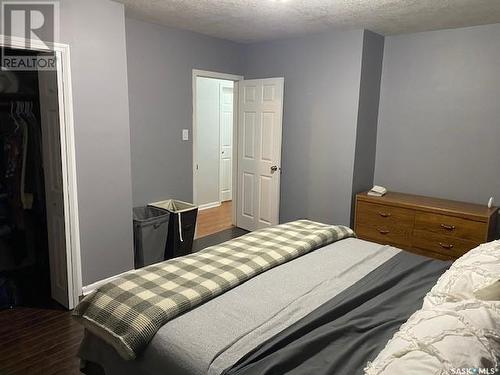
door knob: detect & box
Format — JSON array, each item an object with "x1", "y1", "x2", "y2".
[{"x1": 270, "y1": 165, "x2": 278, "y2": 173}]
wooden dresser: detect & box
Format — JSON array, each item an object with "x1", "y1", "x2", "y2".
[{"x1": 354, "y1": 192, "x2": 498, "y2": 260}]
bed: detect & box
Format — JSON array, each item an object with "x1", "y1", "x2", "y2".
[{"x1": 76, "y1": 222, "x2": 499, "y2": 375}]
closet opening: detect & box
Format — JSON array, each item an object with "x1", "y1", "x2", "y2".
[{"x1": 0, "y1": 46, "x2": 67, "y2": 310}]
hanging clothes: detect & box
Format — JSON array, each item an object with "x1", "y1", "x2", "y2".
[
  {"x1": 0, "y1": 105, "x2": 25, "y2": 230},
  {"x1": 19, "y1": 112, "x2": 32, "y2": 210},
  {"x1": 20, "y1": 102, "x2": 44, "y2": 213},
  {"x1": 0, "y1": 100, "x2": 45, "y2": 230}
]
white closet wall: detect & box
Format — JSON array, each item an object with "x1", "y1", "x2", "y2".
[{"x1": 195, "y1": 77, "x2": 233, "y2": 207}]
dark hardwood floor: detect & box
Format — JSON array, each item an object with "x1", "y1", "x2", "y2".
[
  {"x1": 0, "y1": 307, "x2": 83, "y2": 374},
  {"x1": 192, "y1": 226, "x2": 248, "y2": 252},
  {"x1": 0, "y1": 227, "x2": 248, "y2": 375}
]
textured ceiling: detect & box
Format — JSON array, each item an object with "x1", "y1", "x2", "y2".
[{"x1": 115, "y1": 0, "x2": 500, "y2": 43}]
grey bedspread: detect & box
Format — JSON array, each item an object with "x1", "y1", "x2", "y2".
[
  {"x1": 75, "y1": 221, "x2": 354, "y2": 360},
  {"x1": 79, "y1": 238, "x2": 399, "y2": 375},
  {"x1": 223, "y1": 251, "x2": 452, "y2": 375}
]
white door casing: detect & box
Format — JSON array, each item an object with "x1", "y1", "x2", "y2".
[
  {"x1": 38, "y1": 58, "x2": 69, "y2": 308},
  {"x1": 219, "y1": 82, "x2": 233, "y2": 202},
  {"x1": 237, "y1": 78, "x2": 284, "y2": 231}
]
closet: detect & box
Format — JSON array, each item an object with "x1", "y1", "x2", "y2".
[{"x1": 0, "y1": 47, "x2": 55, "y2": 309}]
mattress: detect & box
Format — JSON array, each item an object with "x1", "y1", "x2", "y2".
[
  {"x1": 224, "y1": 250, "x2": 452, "y2": 374},
  {"x1": 79, "y1": 238, "x2": 400, "y2": 375}
]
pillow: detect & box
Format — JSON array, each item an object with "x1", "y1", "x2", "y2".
[
  {"x1": 423, "y1": 240, "x2": 500, "y2": 307},
  {"x1": 475, "y1": 280, "x2": 500, "y2": 301},
  {"x1": 365, "y1": 300, "x2": 500, "y2": 375}
]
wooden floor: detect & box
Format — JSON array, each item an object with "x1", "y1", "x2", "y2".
[
  {"x1": 0, "y1": 307, "x2": 84, "y2": 375},
  {"x1": 195, "y1": 201, "x2": 234, "y2": 239},
  {"x1": 0, "y1": 222, "x2": 247, "y2": 375}
]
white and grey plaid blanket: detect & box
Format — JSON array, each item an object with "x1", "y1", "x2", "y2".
[{"x1": 73, "y1": 220, "x2": 355, "y2": 360}]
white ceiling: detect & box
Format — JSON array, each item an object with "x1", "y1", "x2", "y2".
[{"x1": 115, "y1": 0, "x2": 500, "y2": 43}]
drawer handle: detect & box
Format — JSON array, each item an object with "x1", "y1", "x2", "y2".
[
  {"x1": 378, "y1": 212, "x2": 392, "y2": 218},
  {"x1": 439, "y1": 242, "x2": 454, "y2": 249},
  {"x1": 377, "y1": 228, "x2": 390, "y2": 235},
  {"x1": 440, "y1": 224, "x2": 456, "y2": 231}
]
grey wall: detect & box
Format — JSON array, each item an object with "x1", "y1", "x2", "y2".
[
  {"x1": 58, "y1": 0, "x2": 134, "y2": 285},
  {"x1": 243, "y1": 30, "x2": 365, "y2": 225},
  {"x1": 125, "y1": 19, "x2": 244, "y2": 207},
  {"x1": 375, "y1": 23, "x2": 500, "y2": 207},
  {"x1": 351, "y1": 31, "x2": 385, "y2": 222}
]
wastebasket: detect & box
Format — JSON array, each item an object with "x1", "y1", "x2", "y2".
[
  {"x1": 132, "y1": 206, "x2": 170, "y2": 268},
  {"x1": 148, "y1": 199, "x2": 198, "y2": 259}
]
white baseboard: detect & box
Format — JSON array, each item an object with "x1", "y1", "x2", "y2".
[
  {"x1": 81, "y1": 269, "x2": 133, "y2": 296},
  {"x1": 198, "y1": 201, "x2": 221, "y2": 211}
]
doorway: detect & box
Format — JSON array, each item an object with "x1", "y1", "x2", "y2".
[
  {"x1": 193, "y1": 73, "x2": 239, "y2": 238},
  {"x1": 0, "y1": 37, "x2": 80, "y2": 310},
  {"x1": 193, "y1": 70, "x2": 285, "y2": 235},
  {"x1": 0, "y1": 47, "x2": 57, "y2": 308}
]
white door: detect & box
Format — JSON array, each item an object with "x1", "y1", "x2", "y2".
[
  {"x1": 219, "y1": 83, "x2": 233, "y2": 202},
  {"x1": 237, "y1": 78, "x2": 284, "y2": 231},
  {"x1": 38, "y1": 60, "x2": 69, "y2": 308}
]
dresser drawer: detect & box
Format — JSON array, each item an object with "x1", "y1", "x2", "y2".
[
  {"x1": 412, "y1": 229, "x2": 480, "y2": 258},
  {"x1": 414, "y1": 212, "x2": 486, "y2": 242},
  {"x1": 356, "y1": 201, "x2": 415, "y2": 229},
  {"x1": 356, "y1": 224, "x2": 412, "y2": 247}
]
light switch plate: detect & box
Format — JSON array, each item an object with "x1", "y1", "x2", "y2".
[{"x1": 182, "y1": 129, "x2": 189, "y2": 141}]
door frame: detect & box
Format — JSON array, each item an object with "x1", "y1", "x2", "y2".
[
  {"x1": 192, "y1": 69, "x2": 243, "y2": 225},
  {"x1": 0, "y1": 35, "x2": 82, "y2": 309}
]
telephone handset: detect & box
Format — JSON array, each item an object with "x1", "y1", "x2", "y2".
[{"x1": 368, "y1": 185, "x2": 387, "y2": 197}]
